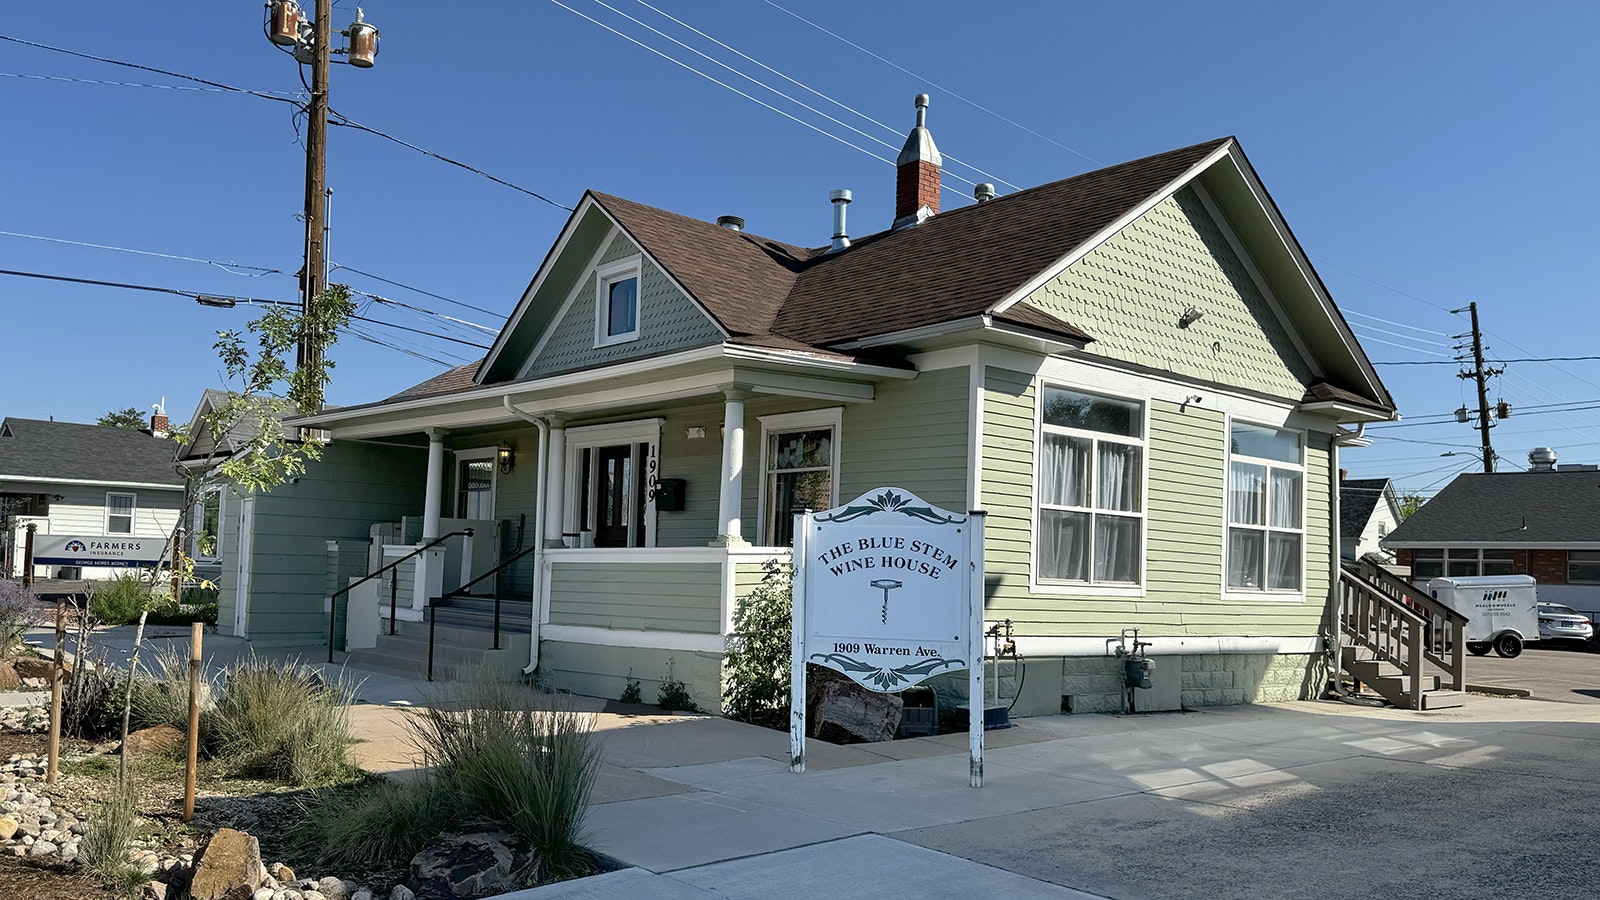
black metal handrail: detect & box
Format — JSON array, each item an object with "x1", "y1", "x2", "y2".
[
  {"x1": 327, "y1": 528, "x2": 473, "y2": 662},
  {"x1": 427, "y1": 540, "x2": 543, "y2": 681}
]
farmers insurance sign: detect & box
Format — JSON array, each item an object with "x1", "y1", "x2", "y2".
[
  {"x1": 33, "y1": 535, "x2": 163, "y2": 568},
  {"x1": 791, "y1": 487, "x2": 986, "y2": 785}
]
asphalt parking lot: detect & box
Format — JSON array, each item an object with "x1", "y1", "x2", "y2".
[{"x1": 1463, "y1": 639, "x2": 1600, "y2": 704}]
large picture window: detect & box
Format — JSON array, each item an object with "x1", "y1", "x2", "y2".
[
  {"x1": 759, "y1": 409, "x2": 840, "y2": 547},
  {"x1": 1227, "y1": 422, "x2": 1303, "y2": 593},
  {"x1": 1036, "y1": 386, "x2": 1144, "y2": 585}
]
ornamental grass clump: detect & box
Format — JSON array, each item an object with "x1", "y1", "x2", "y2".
[
  {"x1": 206, "y1": 654, "x2": 356, "y2": 785},
  {"x1": 79, "y1": 781, "x2": 145, "y2": 897},
  {"x1": 409, "y1": 670, "x2": 603, "y2": 883},
  {"x1": 129, "y1": 643, "x2": 206, "y2": 732},
  {"x1": 289, "y1": 774, "x2": 464, "y2": 872}
]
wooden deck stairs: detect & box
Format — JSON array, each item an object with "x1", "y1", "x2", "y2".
[{"x1": 1335, "y1": 561, "x2": 1469, "y2": 711}]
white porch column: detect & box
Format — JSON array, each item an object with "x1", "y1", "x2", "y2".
[
  {"x1": 712, "y1": 387, "x2": 750, "y2": 546},
  {"x1": 544, "y1": 416, "x2": 568, "y2": 548},
  {"x1": 422, "y1": 429, "x2": 446, "y2": 541}
]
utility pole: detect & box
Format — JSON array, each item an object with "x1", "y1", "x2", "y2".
[
  {"x1": 1455, "y1": 301, "x2": 1502, "y2": 474},
  {"x1": 266, "y1": 1, "x2": 379, "y2": 411},
  {"x1": 299, "y1": 0, "x2": 331, "y2": 404}
]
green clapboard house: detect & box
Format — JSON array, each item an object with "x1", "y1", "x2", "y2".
[{"x1": 288, "y1": 98, "x2": 1396, "y2": 714}]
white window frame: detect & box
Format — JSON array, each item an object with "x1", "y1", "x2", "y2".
[
  {"x1": 105, "y1": 491, "x2": 137, "y2": 535},
  {"x1": 1224, "y1": 418, "x2": 1306, "y2": 601},
  {"x1": 564, "y1": 418, "x2": 663, "y2": 547},
  {"x1": 757, "y1": 408, "x2": 842, "y2": 546},
  {"x1": 1030, "y1": 383, "x2": 1148, "y2": 597},
  {"x1": 1413, "y1": 547, "x2": 1514, "y2": 579},
  {"x1": 192, "y1": 487, "x2": 224, "y2": 561},
  {"x1": 593, "y1": 256, "x2": 642, "y2": 348},
  {"x1": 453, "y1": 447, "x2": 498, "y2": 520}
]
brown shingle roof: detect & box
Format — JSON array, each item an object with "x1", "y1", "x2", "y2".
[
  {"x1": 1302, "y1": 379, "x2": 1390, "y2": 412},
  {"x1": 387, "y1": 359, "x2": 484, "y2": 402}
]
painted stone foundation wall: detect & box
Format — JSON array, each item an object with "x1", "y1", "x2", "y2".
[
  {"x1": 537, "y1": 641, "x2": 724, "y2": 714},
  {"x1": 927, "y1": 652, "x2": 1323, "y2": 717}
]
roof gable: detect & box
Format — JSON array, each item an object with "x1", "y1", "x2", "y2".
[{"x1": 1340, "y1": 477, "x2": 1391, "y2": 539}]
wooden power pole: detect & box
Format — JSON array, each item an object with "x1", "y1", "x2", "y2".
[
  {"x1": 299, "y1": 0, "x2": 332, "y2": 410},
  {"x1": 1458, "y1": 301, "x2": 1501, "y2": 473}
]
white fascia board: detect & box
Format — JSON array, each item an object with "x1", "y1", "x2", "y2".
[
  {"x1": 481, "y1": 194, "x2": 596, "y2": 379},
  {"x1": 0, "y1": 475, "x2": 183, "y2": 491},
  {"x1": 989, "y1": 140, "x2": 1236, "y2": 317},
  {"x1": 1015, "y1": 634, "x2": 1320, "y2": 657},
  {"x1": 831, "y1": 317, "x2": 1086, "y2": 355},
  {"x1": 1299, "y1": 401, "x2": 1396, "y2": 425}
]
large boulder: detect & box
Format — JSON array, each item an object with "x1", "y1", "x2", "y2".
[
  {"x1": 189, "y1": 828, "x2": 267, "y2": 900},
  {"x1": 408, "y1": 831, "x2": 538, "y2": 900},
  {"x1": 808, "y1": 666, "x2": 903, "y2": 743},
  {"x1": 12, "y1": 655, "x2": 57, "y2": 680},
  {"x1": 121, "y1": 725, "x2": 185, "y2": 756}
]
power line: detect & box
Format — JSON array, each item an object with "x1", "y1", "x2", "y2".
[
  {"x1": 621, "y1": 0, "x2": 1020, "y2": 192},
  {"x1": 0, "y1": 72, "x2": 300, "y2": 97},
  {"x1": 1377, "y1": 355, "x2": 1600, "y2": 366},
  {"x1": 1342, "y1": 308, "x2": 1450, "y2": 338},
  {"x1": 328, "y1": 263, "x2": 505, "y2": 320},
  {"x1": 0, "y1": 33, "x2": 300, "y2": 106},
  {"x1": 757, "y1": 0, "x2": 1100, "y2": 167},
  {"x1": 1310, "y1": 255, "x2": 1453, "y2": 313},
  {"x1": 0, "y1": 230, "x2": 290, "y2": 277}
]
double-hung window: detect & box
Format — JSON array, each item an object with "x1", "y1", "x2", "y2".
[
  {"x1": 106, "y1": 492, "x2": 136, "y2": 535},
  {"x1": 193, "y1": 489, "x2": 222, "y2": 559},
  {"x1": 1036, "y1": 386, "x2": 1144, "y2": 585},
  {"x1": 594, "y1": 257, "x2": 640, "y2": 346},
  {"x1": 1226, "y1": 422, "x2": 1303, "y2": 593},
  {"x1": 759, "y1": 409, "x2": 840, "y2": 547}
]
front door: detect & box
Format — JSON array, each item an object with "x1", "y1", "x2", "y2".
[{"x1": 594, "y1": 445, "x2": 632, "y2": 547}]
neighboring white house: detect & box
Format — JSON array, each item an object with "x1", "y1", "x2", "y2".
[
  {"x1": 0, "y1": 415, "x2": 185, "y2": 580},
  {"x1": 1339, "y1": 475, "x2": 1401, "y2": 562}
]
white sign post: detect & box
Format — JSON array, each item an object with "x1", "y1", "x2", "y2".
[{"x1": 790, "y1": 488, "x2": 985, "y2": 787}]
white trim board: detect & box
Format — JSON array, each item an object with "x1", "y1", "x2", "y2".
[
  {"x1": 1014, "y1": 635, "x2": 1320, "y2": 657},
  {"x1": 540, "y1": 624, "x2": 724, "y2": 653}
]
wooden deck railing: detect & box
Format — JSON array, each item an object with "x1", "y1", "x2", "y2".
[
  {"x1": 1355, "y1": 560, "x2": 1468, "y2": 692},
  {"x1": 1337, "y1": 562, "x2": 1469, "y2": 709}
]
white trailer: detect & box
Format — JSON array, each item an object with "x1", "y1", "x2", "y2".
[{"x1": 1426, "y1": 575, "x2": 1539, "y2": 658}]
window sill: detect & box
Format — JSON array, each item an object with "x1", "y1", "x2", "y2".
[
  {"x1": 595, "y1": 331, "x2": 639, "y2": 349},
  {"x1": 1223, "y1": 589, "x2": 1306, "y2": 603},
  {"x1": 1030, "y1": 580, "x2": 1145, "y2": 599}
]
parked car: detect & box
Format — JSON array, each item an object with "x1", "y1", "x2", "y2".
[{"x1": 1537, "y1": 603, "x2": 1594, "y2": 645}]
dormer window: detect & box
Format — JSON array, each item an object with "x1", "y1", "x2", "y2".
[{"x1": 595, "y1": 257, "x2": 641, "y2": 346}]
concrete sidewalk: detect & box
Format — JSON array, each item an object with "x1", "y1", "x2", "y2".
[{"x1": 522, "y1": 697, "x2": 1600, "y2": 900}]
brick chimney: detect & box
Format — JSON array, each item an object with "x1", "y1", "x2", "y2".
[
  {"x1": 150, "y1": 412, "x2": 169, "y2": 439},
  {"x1": 893, "y1": 94, "x2": 941, "y2": 229}
]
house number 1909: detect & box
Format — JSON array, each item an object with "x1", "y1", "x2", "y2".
[{"x1": 833, "y1": 642, "x2": 861, "y2": 654}]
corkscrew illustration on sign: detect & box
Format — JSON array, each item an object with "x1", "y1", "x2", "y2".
[{"x1": 802, "y1": 488, "x2": 971, "y2": 691}]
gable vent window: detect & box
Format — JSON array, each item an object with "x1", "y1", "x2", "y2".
[{"x1": 594, "y1": 257, "x2": 642, "y2": 347}]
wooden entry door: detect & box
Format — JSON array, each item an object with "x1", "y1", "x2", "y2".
[{"x1": 594, "y1": 445, "x2": 632, "y2": 547}]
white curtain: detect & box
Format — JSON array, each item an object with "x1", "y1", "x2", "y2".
[
  {"x1": 1228, "y1": 529, "x2": 1262, "y2": 589},
  {"x1": 1269, "y1": 469, "x2": 1301, "y2": 529},
  {"x1": 1094, "y1": 516, "x2": 1139, "y2": 583},
  {"x1": 1096, "y1": 443, "x2": 1140, "y2": 512},
  {"x1": 1230, "y1": 462, "x2": 1265, "y2": 525},
  {"x1": 1042, "y1": 435, "x2": 1088, "y2": 507},
  {"x1": 1040, "y1": 510, "x2": 1088, "y2": 580},
  {"x1": 1267, "y1": 533, "x2": 1300, "y2": 590}
]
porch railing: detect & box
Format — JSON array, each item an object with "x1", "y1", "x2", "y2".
[
  {"x1": 426, "y1": 540, "x2": 542, "y2": 682},
  {"x1": 1336, "y1": 562, "x2": 1468, "y2": 709},
  {"x1": 1355, "y1": 559, "x2": 1468, "y2": 692},
  {"x1": 327, "y1": 528, "x2": 472, "y2": 663}
]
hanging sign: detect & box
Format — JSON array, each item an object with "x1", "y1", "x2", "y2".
[
  {"x1": 789, "y1": 487, "x2": 986, "y2": 786},
  {"x1": 33, "y1": 535, "x2": 164, "y2": 569}
]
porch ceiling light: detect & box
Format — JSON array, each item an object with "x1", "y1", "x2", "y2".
[{"x1": 497, "y1": 441, "x2": 515, "y2": 474}]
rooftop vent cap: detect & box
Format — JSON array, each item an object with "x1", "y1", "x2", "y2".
[
  {"x1": 828, "y1": 189, "x2": 852, "y2": 252},
  {"x1": 1530, "y1": 447, "x2": 1557, "y2": 471},
  {"x1": 716, "y1": 215, "x2": 745, "y2": 232},
  {"x1": 974, "y1": 183, "x2": 996, "y2": 202}
]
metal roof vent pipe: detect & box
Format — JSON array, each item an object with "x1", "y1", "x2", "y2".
[
  {"x1": 974, "y1": 183, "x2": 996, "y2": 202},
  {"x1": 1529, "y1": 447, "x2": 1557, "y2": 471},
  {"x1": 716, "y1": 215, "x2": 745, "y2": 232},
  {"x1": 828, "y1": 189, "x2": 852, "y2": 252}
]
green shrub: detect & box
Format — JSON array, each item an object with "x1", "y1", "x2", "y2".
[
  {"x1": 619, "y1": 670, "x2": 642, "y2": 704},
  {"x1": 289, "y1": 775, "x2": 463, "y2": 871},
  {"x1": 63, "y1": 659, "x2": 124, "y2": 741},
  {"x1": 79, "y1": 781, "x2": 145, "y2": 896},
  {"x1": 409, "y1": 671, "x2": 602, "y2": 882},
  {"x1": 145, "y1": 586, "x2": 219, "y2": 626},
  {"x1": 89, "y1": 575, "x2": 152, "y2": 626},
  {"x1": 656, "y1": 658, "x2": 697, "y2": 712},
  {"x1": 206, "y1": 655, "x2": 355, "y2": 785},
  {"x1": 722, "y1": 559, "x2": 792, "y2": 728}
]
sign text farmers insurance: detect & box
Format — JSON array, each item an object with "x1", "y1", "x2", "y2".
[
  {"x1": 33, "y1": 535, "x2": 163, "y2": 568},
  {"x1": 803, "y1": 488, "x2": 971, "y2": 691}
]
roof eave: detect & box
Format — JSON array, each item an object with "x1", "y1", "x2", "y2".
[{"x1": 1301, "y1": 401, "x2": 1396, "y2": 425}]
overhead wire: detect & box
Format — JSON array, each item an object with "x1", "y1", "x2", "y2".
[
  {"x1": 622, "y1": 0, "x2": 1022, "y2": 191},
  {"x1": 0, "y1": 230, "x2": 290, "y2": 277},
  {"x1": 328, "y1": 263, "x2": 505, "y2": 319},
  {"x1": 0, "y1": 33, "x2": 301, "y2": 106},
  {"x1": 757, "y1": 0, "x2": 1101, "y2": 167},
  {"x1": 0, "y1": 72, "x2": 299, "y2": 97}
]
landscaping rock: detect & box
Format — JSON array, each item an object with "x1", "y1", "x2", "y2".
[
  {"x1": 0, "y1": 816, "x2": 16, "y2": 841},
  {"x1": 11, "y1": 656, "x2": 56, "y2": 680},
  {"x1": 190, "y1": 828, "x2": 268, "y2": 900},
  {"x1": 144, "y1": 882, "x2": 169, "y2": 900},
  {"x1": 272, "y1": 863, "x2": 297, "y2": 883},
  {"x1": 318, "y1": 876, "x2": 349, "y2": 899},
  {"x1": 408, "y1": 831, "x2": 537, "y2": 900},
  {"x1": 121, "y1": 724, "x2": 186, "y2": 756},
  {"x1": 389, "y1": 887, "x2": 415, "y2": 900},
  {"x1": 808, "y1": 666, "x2": 902, "y2": 743}
]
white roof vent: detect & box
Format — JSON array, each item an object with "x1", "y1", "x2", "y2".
[
  {"x1": 1529, "y1": 447, "x2": 1557, "y2": 471},
  {"x1": 716, "y1": 215, "x2": 744, "y2": 232}
]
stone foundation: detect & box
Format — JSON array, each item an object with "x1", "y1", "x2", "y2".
[{"x1": 536, "y1": 641, "x2": 724, "y2": 713}]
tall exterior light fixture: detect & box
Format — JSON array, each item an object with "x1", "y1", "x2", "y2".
[
  {"x1": 263, "y1": 1, "x2": 382, "y2": 411},
  {"x1": 497, "y1": 442, "x2": 515, "y2": 475}
]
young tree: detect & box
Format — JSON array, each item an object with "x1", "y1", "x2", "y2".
[
  {"x1": 1398, "y1": 494, "x2": 1426, "y2": 520},
  {"x1": 96, "y1": 407, "x2": 148, "y2": 430},
  {"x1": 112, "y1": 285, "x2": 355, "y2": 784}
]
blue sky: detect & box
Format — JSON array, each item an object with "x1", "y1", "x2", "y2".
[{"x1": 3, "y1": 1, "x2": 1597, "y2": 498}]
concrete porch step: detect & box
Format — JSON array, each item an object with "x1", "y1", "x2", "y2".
[{"x1": 1403, "y1": 689, "x2": 1468, "y2": 710}]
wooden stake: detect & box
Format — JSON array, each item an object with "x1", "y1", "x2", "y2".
[
  {"x1": 46, "y1": 598, "x2": 64, "y2": 784},
  {"x1": 183, "y1": 622, "x2": 202, "y2": 823}
]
